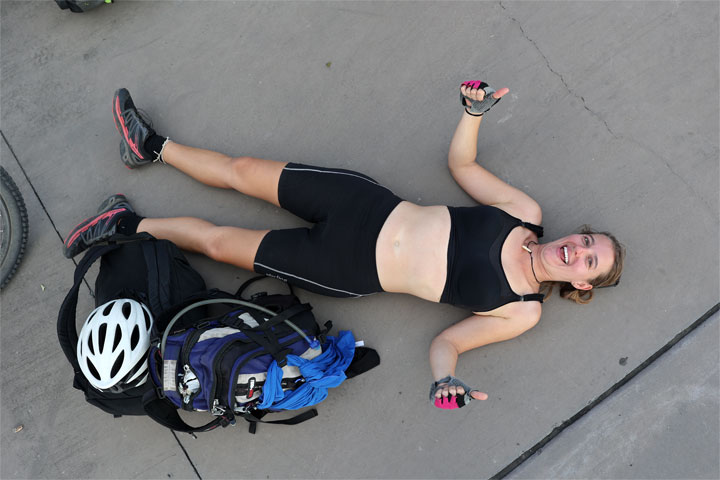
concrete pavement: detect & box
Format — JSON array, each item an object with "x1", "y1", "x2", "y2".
[
  {"x1": 508, "y1": 312, "x2": 719, "y2": 479},
  {"x1": 1, "y1": 1, "x2": 718, "y2": 478}
]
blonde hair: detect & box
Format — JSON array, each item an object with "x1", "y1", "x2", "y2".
[{"x1": 540, "y1": 225, "x2": 625, "y2": 305}]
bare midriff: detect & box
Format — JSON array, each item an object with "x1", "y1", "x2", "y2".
[{"x1": 375, "y1": 201, "x2": 451, "y2": 302}]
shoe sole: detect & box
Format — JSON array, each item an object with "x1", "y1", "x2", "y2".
[{"x1": 119, "y1": 140, "x2": 141, "y2": 169}]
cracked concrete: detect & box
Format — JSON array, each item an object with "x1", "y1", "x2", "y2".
[
  {"x1": 499, "y1": 1, "x2": 618, "y2": 139},
  {"x1": 1, "y1": 1, "x2": 718, "y2": 478},
  {"x1": 498, "y1": 0, "x2": 712, "y2": 217},
  {"x1": 620, "y1": 134, "x2": 717, "y2": 216}
]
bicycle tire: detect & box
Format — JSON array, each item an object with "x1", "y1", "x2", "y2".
[{"x1": 0, "y1": 166, "x2": 29, "y2": 289}]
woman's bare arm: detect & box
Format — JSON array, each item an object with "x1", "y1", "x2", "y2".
[
  {"x1": 429, "y1": 305, "x2": 541, "y2": 399},
  {"x1": 448, "y1": 85, "x2": 541, "y2": 222}
]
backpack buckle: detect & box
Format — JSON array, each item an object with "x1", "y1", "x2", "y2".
[
  {"x1": 211, "y1": 399, "x2": 228, "y2": 417},
  {"x1": 212, "y1": 400, "x2": 236, "y2": 428},
  {"x1": 246, "y1": 377, "x2": 256, "y2": 399},
  {"x1": 219, "y1": 412, "x2": 236, "y2": 428}
]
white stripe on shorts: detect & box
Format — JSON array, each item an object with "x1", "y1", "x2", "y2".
[
  {"x1": 283, "y1": 166, "x2": 391, "y2": 190},
  {"x1": 253, "y1": 262, "x2": 373, "y2": 297}
]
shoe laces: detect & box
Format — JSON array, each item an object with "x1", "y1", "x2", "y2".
[
  {"x1": 118, "y1": 107, "x2": 153, "y2": 129},
  {"x1": 135, "y1": 108, "x2": 153, "y2": 129},
  {"x1": 135, "y1": 109, "x2": 169, "y2": 163},
  {"x1": 119, "y1": 107, "x2": 167, "y2": 163}
]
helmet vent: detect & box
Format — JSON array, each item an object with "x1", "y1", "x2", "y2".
[
  {"x1": 98, "y1": 324, "x2": 107, "y2": 353},
  {"x1": 130, "y1": 325, "x2": 140, "y2": 350},
  {"x1": 111, "y1": 351, "x2": 125, "y2": 378},
  {"x1": 87, "y1": 331, "x2": 95, "y2": 355},
  {"x1": 113, "y1": 324, "x2": 122, "y2": 351},
  {"x1": 121, "y1": 301, "x2": 132, "y2": 319},
  {"x1": 143, "y1": 309, "x2": 151, "y2": 331},
  {"x1": 103, "y1": 301, "x2": 115, "y2": 316},
  {"x1": 87, "y1": 359, "x2": 101, "y2": 381},
  {"x1": 125, "y1": 355, "x2": 149, "y2": 385}
]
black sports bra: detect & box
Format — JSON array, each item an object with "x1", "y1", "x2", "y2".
[{"x1": 440, "y1": 205, "x2": 544, "y2": 311}]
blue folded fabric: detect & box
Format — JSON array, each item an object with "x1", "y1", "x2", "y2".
[{"x1": 257, "y1": 331, "x2": 356, "y2": 410}]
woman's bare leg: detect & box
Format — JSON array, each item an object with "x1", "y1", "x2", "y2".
[
  {"x1": 161, "y1": 142, "x2": 287, "y2": 207},
  {"x1": 138, "y1": 217, "x2": 268, "y2": 271}
]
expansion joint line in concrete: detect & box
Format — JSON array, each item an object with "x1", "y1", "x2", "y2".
[
  {"x1": 497, "y1": 2, "x2": 617, "y2": 139},
  {"x1": 490, "y1": 302, "x2": 720, "y2": 479},
  {"x1": 0, "y1": 129, "x2": 95, "y2": 297},
  {"x1": 622, "y1": 135, "x2": 716, "y2": 216},
  {"x1": 496, "y1": 5, "x2": 715, "y2": 222},
  {"x1": 172, "y1": 431, "x2": 202, "y2": 479}
]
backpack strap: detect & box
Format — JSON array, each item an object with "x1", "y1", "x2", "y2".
[
  {"x1": 142, "y1": 389, "x2": 234, "y2": 433},
  {"x1": 236, "y1": 275, "x2": 293, "y2": 298},
  {"x1": 150, "y1": 288, "x2": 234, "y2": 338},
  {"x1": 243, "y1": 408, "x2": 318, "y2": 434},
  {"x1": 222, "y1": 303, "x2": 313, "y2": 332},
  {"x1": 143, "y1": 388, "x2": 318, "y2": 434},
  {"x1": 219, "y1": 302, "x2": 317, "y2": 367},
  {"x1": 243, "y1": 330, "x2": 292, "y2": 367},
  {"x1": 57, "y1": 243, "x2": 123, "y2": 370},
  {"x1": 141, "y1": 240, "x2": 172, "y2": 315}
]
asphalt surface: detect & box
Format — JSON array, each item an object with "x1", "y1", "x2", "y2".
[{"x1": 1, "y1": 1, "x2": 718, "y2": 479}]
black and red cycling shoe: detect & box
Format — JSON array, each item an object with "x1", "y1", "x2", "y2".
[
  {"x1": 112, "y1": 88, "x2": 163, "y2": 168},
  {"x1": 63, "y1": 194, "x2": 135, "y2": 258}
]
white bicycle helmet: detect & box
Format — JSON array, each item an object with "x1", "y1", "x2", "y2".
[{"x1": 77, "y1": 299, "x2": 153, "y2": 392}]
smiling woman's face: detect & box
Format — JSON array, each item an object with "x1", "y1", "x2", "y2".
[{"x1": 539, "y1": 233, "x2": 615, "y2": 288}]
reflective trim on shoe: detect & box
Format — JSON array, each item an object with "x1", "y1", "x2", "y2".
[
  {"x1": 112, "y1": 88, "x2": 158, "y2": 169},
  {"x1": 63, "y1": 195, "x2": 136, "y2": 258}
]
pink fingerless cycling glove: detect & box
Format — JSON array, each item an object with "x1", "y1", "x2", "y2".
[
  {"x1": 434, "y1": 393, "x2": 472, "y2": 410},
  {"x1": 459, "y1": 80, "x2": 501, "y2": 116},
  {"x1": 429, "y1": 375, "x2": 477, "y2": 410}
]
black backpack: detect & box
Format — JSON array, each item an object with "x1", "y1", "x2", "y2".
[
  {"x1": 58, "y1": 234, "x2": 381, "y2": 430},
  {"x1": 57, "y1": 233, "x2": 207, "y2": 417}
]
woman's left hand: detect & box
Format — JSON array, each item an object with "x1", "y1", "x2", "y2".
[
  {"x1": 430, "y1": 375, "x2": 488, "y2": 410},
  {"x1": 459, "y1": 80, "x2": 510, "y2": 116},
  {"x1": 460, "y1": 82, "x2": 510, "y2": 104},
  {"x1": 434, "y1": 383, "x2": 488, "y2": 401}
]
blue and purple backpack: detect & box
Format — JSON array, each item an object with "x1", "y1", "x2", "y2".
[{"x1": 142, "y1": 278, "x2": 380, "y2": 434}]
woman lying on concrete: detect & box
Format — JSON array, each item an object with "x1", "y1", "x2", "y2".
[{"x1": 64, "y1": 81, "x2": 625, "y2": 410}]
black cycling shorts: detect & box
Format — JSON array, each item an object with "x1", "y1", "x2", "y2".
[{"x1": 253, "y1": 163, "x2": 402, "y2": 297}]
